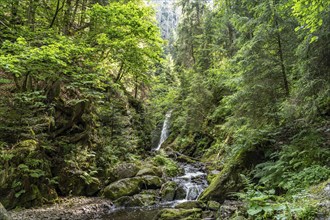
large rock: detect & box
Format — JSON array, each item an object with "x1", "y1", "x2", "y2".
[
  {"x1": 155, "y1": 208, "x2": 202, "y2": 220},
  {"x1": 142, "y1": 175, "x2": 163, "y2": 189},
  {"x1": 103, "y1": 177, "x2": 143, "y2": 200},
  {"x1": 103, "y1": 175, "x2": 163, "y2": 200},
  {"x1": 160, "y1": 181, "x2": 177, "y2": 201},
  {"x1": 136, "y1": 166, "x2": 162, "y2": 177},
  {"x1": 112, "y1": 163, "x2": 139, "y2": 180},
  {"x1": 0, "y1": 202, "x2": 11, "y2": 220},
  {"x1": 174, "y1": 185, "x2": 186, "y2": 200}
]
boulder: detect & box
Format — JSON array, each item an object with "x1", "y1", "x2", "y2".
[
  {"x1": 0, "y1": 202, "x2": 11, "y2": 220},
  {"x1": 103, "y1": 175, "x2": 163, "y2": 200},
  {"x1": 136, "y1": 166, "x2": 162, "y2": 177},
  {"x1": 174, "y1": 185, "x2": 186, "y2": 200},
  {"x1": 156, "y1": 208, "x2": 202, "y2": 220},
  {"x1": 103, "y1": 177, "x2": 143, "y2": 200},
  {"x1": 112, "y1": 163, "x2": 139, "y2": 180},
  {"x1": 142, "y1": 175, "x2": 163, "y2": 189},
  {"x1": 160, "y1": 181, "x2": 177, "y2": 201}
]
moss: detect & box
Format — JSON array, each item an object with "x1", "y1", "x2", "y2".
[
  {"x1": 102, "y1": 177, "x2": 143, "y2": 200},
  {"x1": 156, "y1": 208, "x2": 202, "y2": 220}
]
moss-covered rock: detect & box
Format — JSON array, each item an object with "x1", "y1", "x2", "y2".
[
  {"x1": 142, "y1": 175, "x2": 163, "y2": 189},
  {"x1": 136, "y1": 166, "x2": 162, "y2": 177},
  {"x1": 160, "y1": 181, "x2": 177, "y2": 201},
  {"x1": 199, "y1": 147, "x2": 263, "y2": 202},
  {"x1": 156, "y1": 208, "x2": 202, "y2": 220},
  {"x1": 112, "y1": 163, "x2": 139, "y2": 180},
  {"x1": 103, "y1": 177, "x2": 143, "y2": 200},
  {"x1": 103, "y1": 175, "x2": 163, "y2": 200},
  {"x1": 0, "y1": 202, "x2": 11, "y2": 220}
]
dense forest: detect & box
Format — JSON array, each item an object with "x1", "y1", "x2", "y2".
[{"x1": 0, "y1": 0, "x2": 329, "y2": 219}]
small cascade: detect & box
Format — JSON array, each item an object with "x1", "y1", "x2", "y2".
[
  {"x1": 155, "y1": 110, "x2": 172, "y2": 151},
  {"x1": 173, "y1": 163, "x2": 208, "y2": 201}
]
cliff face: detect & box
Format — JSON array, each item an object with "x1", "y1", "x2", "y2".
[{"x1": 150, "y1": 0, "x2": 180, "y2": 40}]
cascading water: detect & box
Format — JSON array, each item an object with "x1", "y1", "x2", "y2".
[
  {"x1": 155, "y1": 110, "x2": 172, "y2": 151},
  {"x1": 173, "y1": 163, "x2": 208, "y2": 201}
]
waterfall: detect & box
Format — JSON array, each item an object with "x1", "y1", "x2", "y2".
[{"x1": 155, "y1": 111, "x2": 172, "y2": 151}]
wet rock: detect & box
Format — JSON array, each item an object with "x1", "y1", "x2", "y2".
[
  {"x1": 0, "y1": 202, "x2": 11, "y2": 220},
  {"x1": 156, "y1": 208, "x2": 202, "y2": 220},
  {"x1": 174, "y1": 185, "x2": 186, "y2": 200},
  {"x1": 160, "y1": 181, "x2": 177, "y2": 201},
  {"x1": 174, "y1": 201, "x2": 204, "y2": 209}
]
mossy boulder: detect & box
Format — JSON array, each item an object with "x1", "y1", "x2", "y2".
[
  {"x1": 103, "y1": 175, "x2": 163, "y2": 200},
  {"x1": 156, "y1": 208, "x2": 202, "y2": 220},
  {"x1": 0, "y1": 202, "x2": 11, "y2": 220},
  {"x1": 142, "y1": 175, "x2": 163, "y2": 189},
  {"x1": 103, "y1": 177, "x2": 143, "y2": 200},
  {"x1": 136, "y1": 166, "x2": 162, "y2": 177},
  {"x1": 112, "y1": 163, "x2": 139, "y2": 180},
  {"x1": 160, "y1": 181, "x2": 177, "y2": 201}
]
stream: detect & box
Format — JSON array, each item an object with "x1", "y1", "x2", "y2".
[
  {"x1": 100, "y1": 162, "x2": 208, "y2": 220},
  {"x1": 9, "y1": 111, "x2": 209, "y2": 220}
]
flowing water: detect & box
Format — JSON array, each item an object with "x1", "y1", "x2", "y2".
[
  {"x1": 101, "y1": 162, "x2": 208, "y2": 220},
  {"x1": 155, "y1": 110, "x2": 172, "y2": 151}
]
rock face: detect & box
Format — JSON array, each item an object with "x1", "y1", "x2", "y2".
[{"x1": 0, "y1": 202, "x2": 11, "y2": 220}]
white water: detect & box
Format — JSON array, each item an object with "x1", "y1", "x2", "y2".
[
  {"x1": 173, "y1": 163, "x2": 208, "y2": 201},
  {"x1": 155, "y1": 111, "x2": 172, "y2": 151}
]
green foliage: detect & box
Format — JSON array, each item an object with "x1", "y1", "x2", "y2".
[
  {"x1": 237, "y1": 175, "x2": 318, "y2": 220},
  {"x1": 291, "y1": 0, "x2": 330, "y2": 35},
  {"x1": 254, "y1": 130, "x2": 330, "y2": 193}
]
